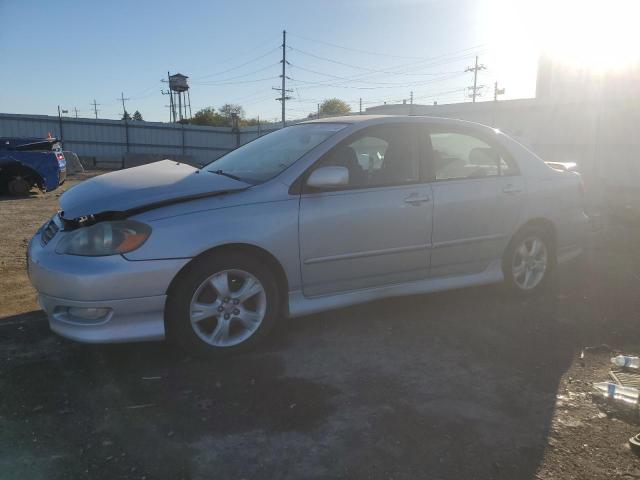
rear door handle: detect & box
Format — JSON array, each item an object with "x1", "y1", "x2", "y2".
[
  {"x1": 502, "y1": 184, "x2": 523, "y2": 194},
  {"x1": 404, "y1": 194, "x2": 431, "y2": 205}
]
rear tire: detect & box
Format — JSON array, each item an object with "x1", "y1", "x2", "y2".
[
  {"x1": 166, "y1": 251, "x2": 280, "y2": 357},
  {"x1": 7, "y1": 177, "x2": 30, "y2": 196},
  {"x1": 502, "y1": 226, "x2": 555, "y2": 295}
]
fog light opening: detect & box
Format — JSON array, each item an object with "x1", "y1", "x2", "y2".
[{"x1": 54, "y1": 306, "x2": 112, "y2": 322}]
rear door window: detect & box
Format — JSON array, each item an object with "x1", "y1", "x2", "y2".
[{"x1": 429, "y1": 130, "x2": 518, "y2": 181}]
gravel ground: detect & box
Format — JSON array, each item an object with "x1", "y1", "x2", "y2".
[{"x1": 1, "y1": 172, "x2": 640, "y2": 479}]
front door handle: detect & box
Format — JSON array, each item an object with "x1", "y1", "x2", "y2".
[
  {"x1": 404, "y1": 194, "x2": 431, "y2": 205},
  {"x1": 502, "y1": 184, "x2": 523, "y2": 194}
]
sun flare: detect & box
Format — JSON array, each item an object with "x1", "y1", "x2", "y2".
[{"x1": 538, "y1": 0, "x2": 640, "y2": 71}]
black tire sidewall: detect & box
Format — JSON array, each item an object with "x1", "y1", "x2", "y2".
[
  {"x1": 8, "y1": 178, "x2": 30, "y2": 196},
  {"x1": 166, "y1": 252, "x2": 280, "y2": 356},
  {"x1": 502, "y1": 227, "x2": 555, "y2": 295}
]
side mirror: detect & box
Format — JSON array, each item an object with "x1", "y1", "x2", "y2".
[{"x1": 306, "y1": 166, "x2": 349, "y2": 189}]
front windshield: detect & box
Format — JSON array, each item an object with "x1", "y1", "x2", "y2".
[{"x1": 205, "y1": 123, "x2": 346, "y2": 184}]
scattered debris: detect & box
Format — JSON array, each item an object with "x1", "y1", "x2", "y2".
[
  {"x1": 125, "y1": 403, "x2": 156, "y2": 410},
  {"x1": 141, "y1": 376, "x2": 162, "y2": 380},
  {"x1": 629, "y1": 434, "x2": 640, "y2": 456},
  {"x1": 593, "y1": 382, "x2": 639, "y2": 404},
  {"x1": 583, "y1": 344, "x2": 614, "y2": 354},
  {"x1": 612, "y1": 356, "x2": 640, "y2": 369}
]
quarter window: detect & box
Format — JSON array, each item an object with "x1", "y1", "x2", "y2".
[{"x1": 430, "y1": 131, "x2": 517, "y2": 180}]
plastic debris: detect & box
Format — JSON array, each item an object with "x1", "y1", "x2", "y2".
[
  {"x1": 593, "y1": 382, "x2": 639, "y2": 405},
  {"x1": 611, "y1": 355, "x2": 640, "y2": 369}
]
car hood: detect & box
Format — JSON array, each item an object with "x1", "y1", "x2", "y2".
[{"x1": 60, "y1": 160, "x2": 249, "y2": 220}]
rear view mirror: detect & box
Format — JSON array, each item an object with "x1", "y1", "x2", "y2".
[{"x1": 306, "y1": 166, "x2": 349, "y2": 188}]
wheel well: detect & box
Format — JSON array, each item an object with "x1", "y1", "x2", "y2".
[
  {"x1": 0, "y1": 163, "x2": 42, "y2": 187},
  {"x1": 166, "y1": 243, "x2": 290, "y2": 315},
  {"x1": 509, "y1": 218, "x2": 557, "y2": 257}
]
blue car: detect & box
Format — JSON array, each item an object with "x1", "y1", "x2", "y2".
[{"x1": 0, "y1": 137, "x2": 67, "y2": 195}]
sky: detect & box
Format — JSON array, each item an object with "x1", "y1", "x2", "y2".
[{"x1": 1, "y1": 0, "x2": 632, "y2": 123}]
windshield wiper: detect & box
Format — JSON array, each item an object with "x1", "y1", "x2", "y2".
[{"x1": 210, "y1": 169, "x2": 243, "y2": 182}]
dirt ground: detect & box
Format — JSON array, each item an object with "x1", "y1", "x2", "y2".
[{"x1": 2, "y1": 173, "x2": 640, "y2": 479}]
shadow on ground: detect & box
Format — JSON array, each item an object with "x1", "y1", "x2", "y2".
[{"x1": 1, "y1": 242, "x2": 639, "y2": 479}]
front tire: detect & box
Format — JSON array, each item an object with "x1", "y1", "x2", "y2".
[
  {"x1": 166, "y1": 252, "x2": 280, "y2": 356},
  {"x1": 503, "y1": 227, "x2": 554, "y2": 294}
]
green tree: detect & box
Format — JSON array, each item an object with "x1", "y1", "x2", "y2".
[
  {"x1": 121, "y1": 111, "x2": 132, "y2": 121},
  {"x1": 190, "y1": 107, "x2": 226, "y2": 127},
  {"x1": 219, "y1": 103, "x2": 245, "y2": 119},
  {"x1": 132, "y1": 110, "x2": 144, "y2": 121},
  {"x1": 319, "y1": 98, "x2": 351, "y2": 116}
]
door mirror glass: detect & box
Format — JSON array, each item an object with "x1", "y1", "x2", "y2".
[{"x1": 306, "y1": 166, "x2": 349, "y2": 188}]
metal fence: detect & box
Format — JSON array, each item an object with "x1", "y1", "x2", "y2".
[{"x1": 0, "y1": 113, "x2": 279, "y2": 166}]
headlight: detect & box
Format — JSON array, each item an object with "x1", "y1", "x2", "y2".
[{"x1": 55, "y1": 220, "x2": 151, "y2": 256}]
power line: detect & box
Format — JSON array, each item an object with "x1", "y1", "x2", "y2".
[
  {"x1": 192, "y1": 45, "x2": 281, "y2": 81},
  {"x1": 288, "y1": 71, "x2": 466, "y2": 90},
  {"x1": 289, "y1": 63, "x2": 461, "y2": 84},
  {"x1": 188, "y1": 34, "x2": 281, "y2": 78},
  {"x1": 289, "y1": 45, "x2": 480, "y2": 77},
  {"x1": 288, "y1": 32, "x2": 486, "y2": 60},
  {"x1": 192, "y1": 63, "x2": 280, "y2": 85},
  {"x1": 196, "y1": 76, "x2": 280, "y2": 86}
]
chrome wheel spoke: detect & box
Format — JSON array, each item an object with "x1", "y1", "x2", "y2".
[
  {"x1": 210, "y1": 272, "x2": 231, "y2": 298},
  {"x1": 234, "y1": 277, "x2": 263, "y2": 304},
  {"x1": 190, "y1": 300, "x2": 221, "y2": 322},
  {"x1": 533, "y1": 259, "x2": 546, "y2": 272},
  {"x1": 210, "y1": 319, "x2": 230, "y2": 344},
  {"x1": 513, "y1": 262, "x2": 526, "y2": 278},
  {"x1": 530, "y1": 239, "x2": 542, "y2": 257},
  {"x1": 237, "y1": 309, "x2": 262, "y2": 330},
  {"x1": 524, "y1": 268, "x2": 533, "y2": 288}
]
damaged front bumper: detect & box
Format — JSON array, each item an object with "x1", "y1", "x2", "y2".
[{"x1": 27, "y1": 229, "x2": 189, "y2": 343}]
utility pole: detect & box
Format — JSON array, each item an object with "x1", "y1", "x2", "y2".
[
  {"x1": 73, "y1": 107, "x2": 79, "y2": 119},
  {"x1": 119, "y1": 92, "x2": 130, "y2": 119},
  {"x1": 409, "y1": 91, "x2": 414, "y2": 115},
  {"x1": 317, "y1": 103, "x2": 320, "y2": 119},
  {"x1": 359, "y1": 98, "x2": 362, "y2": 115},
  {"x1": 57, "y1": 106, "x2": 66, "y2": 142},
  {"x1": 91, "y1": 99, "x2": 100, "y2": 119},
  {"x1": 465, "y1": 55, "x2": 486, "y2": 102},
  {"x1": 119, "y1": 92, "x2": 131, "y2": 153},
  {"x1": 273, "y1": 30, "x2": 292, "y2": 128},
  {"x1": 161, "y1": 71, "x2": 177, "y2": 122},
  {"x1": 493, "y1": 81, "x2": 505, "y2": 101}
]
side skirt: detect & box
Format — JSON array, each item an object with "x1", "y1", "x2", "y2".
[{"x1": 288, "y1": 259, "x2": 504, "y2": 318}]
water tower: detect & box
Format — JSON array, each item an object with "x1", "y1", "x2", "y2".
[{"x1": 166, "y1": 72, "x2": 192, "y2": 122}]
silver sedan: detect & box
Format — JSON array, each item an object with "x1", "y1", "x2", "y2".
[{"x1": 27, "y1": 116, "x2": 588, "y2": 354}]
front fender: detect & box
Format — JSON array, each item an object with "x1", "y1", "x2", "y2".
[{"x1": 124, "y1": 199, "x2": 302, "y2": 290}]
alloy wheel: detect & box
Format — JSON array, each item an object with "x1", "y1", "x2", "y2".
[
  {"x1": 189, "y1": 269, "x2": 267, "y2": 347},
  {"x1": 511, "y1": 236, "x2": 548, "y2": 290}
]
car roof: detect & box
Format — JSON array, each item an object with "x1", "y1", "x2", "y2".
[{"x1": 301, "y1": 114, "x2": 496, "y2": 132}]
